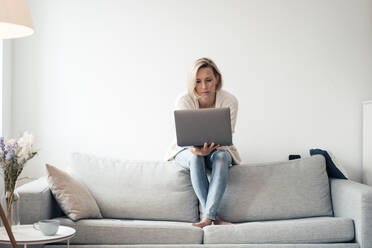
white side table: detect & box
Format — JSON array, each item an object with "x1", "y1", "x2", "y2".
[{"x1": 0, "y1": 225, "x2": 75, "y2": 247}]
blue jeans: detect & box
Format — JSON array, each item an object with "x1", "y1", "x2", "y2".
[{"x1": 174, "y1": 148, "x2": 232, "y2": 221}]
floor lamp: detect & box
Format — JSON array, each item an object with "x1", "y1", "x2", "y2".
[{"x1": 0, "y1": 0, "x2": 34, "y2": 247}]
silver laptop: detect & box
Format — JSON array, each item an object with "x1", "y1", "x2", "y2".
[{"x1": 174, "y1": 107, "x2": 232, "y2": 147}]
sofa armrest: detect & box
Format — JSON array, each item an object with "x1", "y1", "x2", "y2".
[
  {"x1": 16, "y1": 177, "x2": 62, "y2": 224},
  {"x1": 330, "y1": 178, "x2": 372, "y2": 248}
]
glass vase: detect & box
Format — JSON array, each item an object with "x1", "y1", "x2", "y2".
[{"x1": 0, "y1": 190, "x2": 20, "y2": 229}]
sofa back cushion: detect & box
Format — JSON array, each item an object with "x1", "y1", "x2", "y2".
[
  {"x1": 69, "y1": 153, "x2": 199, "y2": 222},
  {"x1": 218, "y1": 155, "x2": 333, "y2": 222}
]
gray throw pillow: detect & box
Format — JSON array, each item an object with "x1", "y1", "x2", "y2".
[{"x1": 46, "y1": 164, "x2": 102, "y2": 221}]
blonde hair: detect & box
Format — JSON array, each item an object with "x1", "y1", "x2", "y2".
[{"x1": 188, "y1": 58, "x2": 223, "y2": 98}]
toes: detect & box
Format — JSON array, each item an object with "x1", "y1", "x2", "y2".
[{"x1": 192, "y1": 220, "x2": 212, "y2": 228}]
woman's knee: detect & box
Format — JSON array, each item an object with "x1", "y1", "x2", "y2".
[
  {"x1": 175, "y1": 149, "x2": 203, "y2": 170},
  {"x1": 212, "y1": 150, "x2": 231, "y2": 164}
]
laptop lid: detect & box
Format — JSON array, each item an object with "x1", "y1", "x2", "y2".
[{"x1": 174, "y1": 107, "x2": 232, "y2": 147}]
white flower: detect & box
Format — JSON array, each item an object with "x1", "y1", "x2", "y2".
[
  {"x1": 19, "y1": 131, "x2": 35, "y2": 146},
  {"x1": 17, "y1": 157, "x2": 25, "y2": 165},
  {"x1": 7, "y1": 139, "x2": 16, "y2": 146},
  {"x1": 16, "y1": 131, "x2": 35, "y2": 160}
]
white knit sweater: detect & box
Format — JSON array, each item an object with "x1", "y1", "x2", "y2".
[{"x1": 164, "y1": 89, "x2": 241, "y2": 165}]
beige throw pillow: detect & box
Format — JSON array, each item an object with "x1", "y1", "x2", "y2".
[{"x1": 46, "y1": 164, "x2": 102, "y2": 220}]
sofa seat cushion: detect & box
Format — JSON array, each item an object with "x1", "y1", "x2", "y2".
[
  {"x1": 53, "y1": 217, "x2": 203, "y2": 244},
  {"x1": 44, "y1": 244, "x2": 360, "y2": 248},
  {"x1": 203, "y1": 217, "x2": 354, "y2": 244}
]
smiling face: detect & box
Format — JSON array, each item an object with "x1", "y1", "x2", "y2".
[{"x1": 195, "y1": 67, "x2": 219, "y2": 107}]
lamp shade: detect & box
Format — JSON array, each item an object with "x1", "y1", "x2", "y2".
[{"x1": 0, "y1": 0, "x2": 34, "y2": 39}]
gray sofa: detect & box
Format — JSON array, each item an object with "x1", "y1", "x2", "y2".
[{"x1": 15, "y1": 153, "x2": 372, "y2": 248}]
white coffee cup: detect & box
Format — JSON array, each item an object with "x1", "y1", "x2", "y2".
[{"x1": 33, "y1": 220, "x2": 60, "y2": 236}]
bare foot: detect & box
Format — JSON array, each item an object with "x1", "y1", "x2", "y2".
[
  {"x1": 213, "y1": 216, "x2": 233, "y2": 225},
  {"x1": 192, "y1": 218, "x2": 213, "y2": 228}
]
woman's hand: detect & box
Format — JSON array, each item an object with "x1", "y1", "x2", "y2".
[{"x1": 190, "y1": 142, "x2": 221, "y2": 156}]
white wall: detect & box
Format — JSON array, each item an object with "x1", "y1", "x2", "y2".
[
  {"x1": 1, "y1": 40, "x2": 12, "y2": 192},
  {"x1": 2, "y1": 40, "x2": 12, "y2": 140},
  {"x1": 0, "y1": 41, "x2": 2, "y2": 137},
  {"x1": 363, "y1": 101, "x2": 372, "y2": 185},
  {"x1": 11, "y1": 0, "x2": 372, "y2": 182}
]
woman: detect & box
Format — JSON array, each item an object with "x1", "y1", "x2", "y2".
[{"x1": 164, "y1": 58, "x2": 241, "y2": 228}]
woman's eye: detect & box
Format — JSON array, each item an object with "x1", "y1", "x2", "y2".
[
  {"x1": 196, "y1": 81, "x2": 200, "y2": 84},
  {"x1": 206, "y1": 79, "x2": 212, "y2": 82}
]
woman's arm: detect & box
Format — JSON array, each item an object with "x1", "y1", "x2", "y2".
[
  {"x1": 225, "y1": 94, "x2": 238, "y2": 134},
  {"x1": 175, "y1": 94, "x2": 196, "y2": 110}
]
